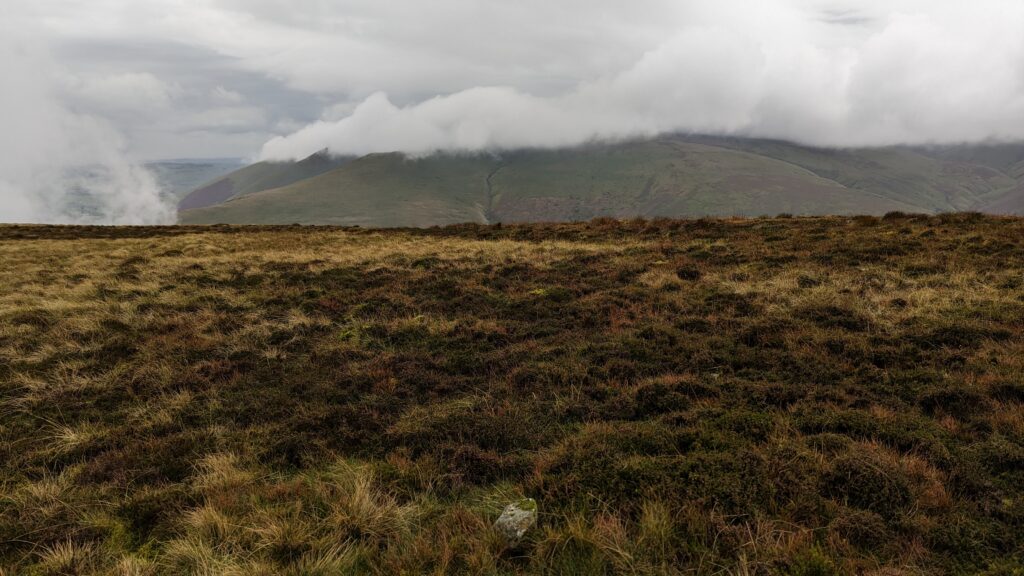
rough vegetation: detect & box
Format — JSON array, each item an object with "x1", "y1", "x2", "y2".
[{"x1": 1, "y1": 214, "x2": 1023, "y2": 574}]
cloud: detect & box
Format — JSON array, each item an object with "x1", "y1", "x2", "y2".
[
  {"x1": 11, "y1": 0, "x2": 1024, "y2": 167},
  {"x1": 0, "y1": 14, "x2": 174, "y2": 224},
  {"x1": 260, "y1": 0, "x2": 1024, "y2": 159},
  {"x1": 211, "y1": 86, "x2": 245, "y2": 104},
  {"x1": 62, "y1": 71, "x2": 178, "y2": 115},
  {"x1": 164, "y1": 106, "x2": 268, "y2": 133}
]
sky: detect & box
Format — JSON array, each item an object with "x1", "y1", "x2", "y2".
[{"x1": 2, "y1": 0, "x2": 1024, "y2": 222}]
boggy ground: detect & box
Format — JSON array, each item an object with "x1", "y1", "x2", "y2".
[{"x1": 1, "y1": 214, "x2": 1023, "y2": 575}]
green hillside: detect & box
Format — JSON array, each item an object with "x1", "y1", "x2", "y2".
[
  {"x1": 692, "y1": 137, "x2": 1022, "y2": 211},
  {"x1": 178, "y1": 136, "x2": 1024, "y2": 226},
  {"x1": 177, "y1": 150, "x2": 353, "y2": 211},
  {"x1": 980, "y1": 182, "x2": 1024, "y2": 215},
  {"x1": 487, "y1": 139, "x2": 916, "y2": 222},
  {"x1": 145, "y1": 159, "x2": 243, "y2": 203},
  {"x1": 182, "y1": 153, "x2": 495, "y2": 227},
  {"x1": 912, "y1": 142, "x2": 1024, "y2": 175}
]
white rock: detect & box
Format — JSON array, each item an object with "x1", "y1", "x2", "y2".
[{"x1": 494, "y1": 498, "x2": 537, "y2": 544}]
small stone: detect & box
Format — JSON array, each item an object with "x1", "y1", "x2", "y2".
[{"x1": 494, "y1": 498, "x2": 537, "y2": 544}]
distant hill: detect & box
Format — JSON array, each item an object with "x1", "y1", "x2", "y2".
[
  {"x1": 978, "y1": 182, "x2": 1024, "y2": 215},
  {"x1": 52, "y1": 160, "x2": 242, "y2": 223},
  {"x1": 144, "y1": 158, "x2": 244, "y2": 203},
  {"x1": 177, "y1": 150, "x2": 353, "y2": 211},
  {"x1": 178, "y1": 136, "x2": 1024, "y2": 226}
]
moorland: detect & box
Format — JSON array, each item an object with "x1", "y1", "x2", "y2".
[{"x1": 2, "y1": 214, "x2": 1023, "y2": 574}]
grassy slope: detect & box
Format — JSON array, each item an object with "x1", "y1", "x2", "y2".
[
  {"x1": 2, "y1": 215, "x2": 1024, "y2": 574},
  {"x1": 144, "y1": 161, "x2": 243, "y2": 203},
  {"x1": 177, "y1": 151, "x2": 353, "y2": 211},
  {"x1": 489, "y1": 139, "x2": 916, "y2": 221},
  {"x1": 182, "y1": 153, "x2": 496, "y2": 227},
  {"x1": 178, "y1": 138, "x2": 1024, "y2": 226},
  {"x1": 694, "y1": 137, "x2": 1023, "y2": 211},
  {"x1": 912, "y1": 143, "x2": 1024, "y2": 175},
  {"x1": 947, "y1": 148, "x2": 1024, "y2": 214},
  {"x1": 979, "y1": 184, "x2": 1024, "y2": 215},
  {"x1": 1014, "y1": 159, "x2": 1024, "y2": 180}
]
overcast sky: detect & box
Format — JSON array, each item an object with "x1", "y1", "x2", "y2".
[
  {"x1": 7, "y1": 0, "x2": 1024, "y2": 160},
  {"x1": 2, "y1": 0, "x2": 1024, "y2": 222}
]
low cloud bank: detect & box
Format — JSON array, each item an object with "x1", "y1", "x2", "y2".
[
  {"x1": 261, "y1": 1, "x2": 1024, "y2": 160},
  {"x1": 0, "y1": 21, "x2": 173, "y2": 224}
]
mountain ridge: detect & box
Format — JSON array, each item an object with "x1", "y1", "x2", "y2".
[{"x1": 178, "y1": 135, "x2": 1024, "y2": 226}]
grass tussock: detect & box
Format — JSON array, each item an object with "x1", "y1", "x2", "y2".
[{"x1": 1, "y1": 216, "x2": 1024, "y2": 573}]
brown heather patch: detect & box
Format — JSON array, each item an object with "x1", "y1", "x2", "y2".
[{"x1": 1, "y1": 216, "x2": 1023, "y2": 573}]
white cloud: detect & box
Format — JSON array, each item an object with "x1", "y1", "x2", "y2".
[
  {"x1": 211, "y1": 86, "x2": 245, "y2": 104},
  {"x1": 62, "y1": 71, "x2": 177, "y2": 114},
  {"x1": 166, "y1": 106, "x2": 268, "y2": 132},
  {"x1": 10, "y1": 0, "x2": 1024, "y2": 164},
  {"x1": 0, "y1": 14, "x2": 173, "y2": 224},
  {"x1": 260, "y1": 0, "x2": 1024, "y2": 159}
]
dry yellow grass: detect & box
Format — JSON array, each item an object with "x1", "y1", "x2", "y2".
[{"x1": 1, "y1": 216, "x2": 1023, "y2": 573}]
